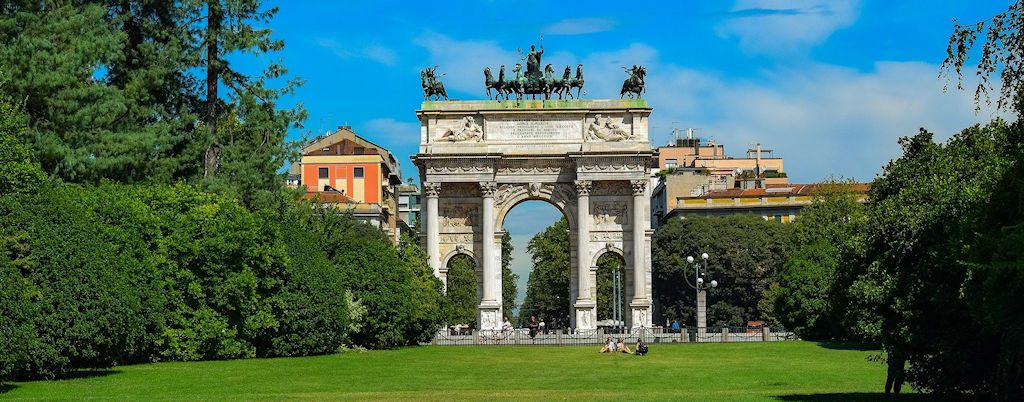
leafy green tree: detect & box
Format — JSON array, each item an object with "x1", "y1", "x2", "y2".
[
  {"x1": 0, "y1": 92, "x2": 45, "y2": 194},
  {"x1": 653, "y1": 214, "x2": 795, "y2": 327},
  {"x1": 399, "y1": 233, "x2": 448, "y2": 343},
  {"x1": 520, "y1": 218, "x2": 571, "y2": 325},
  {"x1": 595, "y1": 252, "x2": 626, "y2": 321},
  {"x1": 855, "y1": 125, "x2": 1014, "y2": 395},
  {"x1": 501, "y1": 231, "x2": 518, "y2": 320},
  {"x1": 941, "y1": 0, "x2": 1024, "y2": 111},
  {"x1": 267, "y1": 198, "x2": 357, "y2": 356},
  {"x1": 763, "y1": 179, "x2": 866, "y2": 340},
  {"x1": 445, "y1": 254, "x2": 477, "y2": 326}
]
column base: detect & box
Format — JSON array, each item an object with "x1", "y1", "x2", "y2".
[
  {"x1": 574, "y1": 300, "x2": 596, "y2": 330},
  {"x1": 630, "y1": 301, "x2": 652, "y2": 331},
  {"x1": 478, "y1": 300, "x2": 501, "y2": 332}
]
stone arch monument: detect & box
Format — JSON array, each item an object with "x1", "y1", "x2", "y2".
[{"x1": 412, "y1": 99, "x2": 656, "y2": 332}]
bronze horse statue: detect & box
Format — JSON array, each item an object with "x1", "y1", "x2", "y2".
[
  {"x1": 569, "y1": 64, "x2": 584, "y2": 99},
  {"x1": 484, "y1": 67, "x2": 500, "y2": 99},
  {"x1": 484, "y1": 63, "x2": 584, "y2": 100},
  {"x1": 421, "y1": 66, "x2": 448, "y2": 101},
  {"x1": 620, "y1": 65, "x2": 645, "y2": 99}
]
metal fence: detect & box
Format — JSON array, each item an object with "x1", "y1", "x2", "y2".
[{"x1": 424, "y1": 326, "x2": 798, "y2": 346}]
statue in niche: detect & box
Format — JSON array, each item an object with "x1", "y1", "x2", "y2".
[
  {"x1": 587, "y1": 115, "x2": 632, "y2": 142},
  {"x1": 437, "y1": 116, "x2": 482, "y2": 142}
]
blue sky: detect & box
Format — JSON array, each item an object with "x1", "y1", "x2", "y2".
[{"x1": 242, "y1": 0, "x2": 1012, "y2": 308}]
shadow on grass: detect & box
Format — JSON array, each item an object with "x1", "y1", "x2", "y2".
[
  {"x1": 55, "y1": 369, "x2": 120, "y2": 380},
  {"x1": 775, "y1": 393, "x2": 930, "y2": 401},
  {"x1": 0, "y1": 369, "x2": 121, "y2": 394},
  {"x1": 813, "y1": 341, "x2": 875, "y2": 351}
]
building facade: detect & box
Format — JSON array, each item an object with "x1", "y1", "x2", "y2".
[
  {"x1": 651, "y1": 133, "x2": 866, "y2": 228},
  {"x1": 294, "y1": 126, "x2": 404, "y2": 243},
  {"x1": 396, "y1": 182, "x2": 421, "y2": 233}
]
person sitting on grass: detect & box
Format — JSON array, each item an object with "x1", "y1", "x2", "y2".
[
  {"x1": 599, "y1": 337, "x2": 614, "y2": 353},
  {"x1": 615, "y1": 337, "x2": 631, "y2": 354},
  {"x1": 634, "y1": 338, "x2": 648, "y2": 356}
]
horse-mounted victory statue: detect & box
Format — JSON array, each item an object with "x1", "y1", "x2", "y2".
[
  {"x1": 620, "y1": 65, "x2": 646, "y2": 99},
  {"x1": 482, "y1": 38, "x2": 586, "y2": 101},
  {"x1": 421, "y1": 65, "x2": 448, "y2": 101}
]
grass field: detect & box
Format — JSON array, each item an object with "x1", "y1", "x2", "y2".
[{"x1": 3, "y1": 341, "x2": 925, "y2": 400}]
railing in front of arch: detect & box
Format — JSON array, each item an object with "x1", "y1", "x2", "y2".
[{"x1": 423, "y1": 326, "x2": 798, "y2": 346}]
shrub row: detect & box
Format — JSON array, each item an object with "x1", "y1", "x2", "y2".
[{"x1": 0, "y1": 182, "x2": 446, "y2": 381}]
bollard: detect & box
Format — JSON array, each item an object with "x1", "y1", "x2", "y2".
[
  {"x1": 515, "y1": 328, "x2": 521, "y2": 345},
  {"x1": 473, "y1": 329, "x2": 480, "y2": 345},
  {"x1": 721, "y1": 327, "x2": 729, "y2": 343},
  {"x1": 556, "y1": 329, "x2": 564, "y2": 344},
  {"x1": 763, "y1": 326, "x2": 771, "y2": 342}
]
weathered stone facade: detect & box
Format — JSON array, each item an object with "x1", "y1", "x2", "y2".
[{"x1": 412, "y1": 99, "x2": 656, "y2": 331}]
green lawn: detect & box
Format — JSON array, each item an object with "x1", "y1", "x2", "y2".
[{"x1": 3, "y1": 341, "x2": 924, "y2": 400}]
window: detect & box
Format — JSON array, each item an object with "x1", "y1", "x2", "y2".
[
  {"x1": 666, "y1": 159, "x2": 677, "y2": 168},
  {"x1": 318, "y1": 167, "x2": 328, "y2": 179},
  {"x1": 354, "y1": 167, "x2": 364, "y2": 178}
]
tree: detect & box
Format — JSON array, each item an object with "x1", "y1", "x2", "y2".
[
  {"x1": 941, "y1": 1, "x2": 1024, "y2": 112},
  {"x1": 445, "y1": 254, "x2": 477, "y2": 326},
  {"x1": 501, "y1": 231, "x2": 518, "y2": 320},
  {"x1": 854, "y1": 125, "x2": 1016, "y2": 396},
  {"x1": 763, "y1": 179, "x2": 867, "y2": 340},
  {"x1": 182, "y1": 0, "x2": 303, "y2": 180},
  {"x1": 595, "y1": 252, "x2": 626, "y2": 321},
  {"x1": 519, "y1": 218, "x2": 571, "y2": 326},
  {"x1": 0, "y1": 92, "x2": 45, "y2": 194},
  {"x1": 399, "y1": 233, "x2": 448, "y2": 343},
  {"x1": 653, "y1": 215, "x2": 795, "y2": 328}
]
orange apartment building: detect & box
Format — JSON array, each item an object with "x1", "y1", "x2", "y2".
[{"x1": 292, "y1": 126, "x2": 405, "y2": 243}]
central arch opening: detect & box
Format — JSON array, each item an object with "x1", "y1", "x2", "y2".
[{"x1": 502, "y1": 199, "x2": 570, "y2": 330}]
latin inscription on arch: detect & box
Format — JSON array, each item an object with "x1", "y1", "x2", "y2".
[{"x1": 485, "y1": 117, "x2": 582, "y2": 140}]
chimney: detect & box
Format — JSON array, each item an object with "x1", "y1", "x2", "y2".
[{"x1": 756, "y1": 143, "x2": 762, "y2": 174}]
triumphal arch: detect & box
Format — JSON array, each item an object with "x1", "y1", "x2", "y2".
[{"x1": 412, "y1": 98, "x2": 656, "y2": 332}]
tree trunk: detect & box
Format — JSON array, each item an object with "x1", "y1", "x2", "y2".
[{"x1": 203, "y1": 1, "x2": 222, "y2": 178}]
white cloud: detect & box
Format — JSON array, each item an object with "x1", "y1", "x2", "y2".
[
  {"x1": 544, "y1": 18, "x2": 618, "y2": 35},
  {"x1": 716, "y1": 0, "x2": 862, "y2": 54},
  {"x1": 317, "y1": 38, "x2": 398, "y2": 66},
  {"x1": 640, "y1": 59, "x2": 1004, "y2": 182}
]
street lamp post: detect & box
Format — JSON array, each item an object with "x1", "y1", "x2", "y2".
[{"x1": 685, "y1": 253, "x2": 718, "y2": 335}]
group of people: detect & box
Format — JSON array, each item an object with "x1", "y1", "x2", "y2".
[{"x1": 599, "y1": 337, "x2": 648, "y2": 356}]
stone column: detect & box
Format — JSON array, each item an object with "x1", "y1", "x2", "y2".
[
  {"x1": 478, "y1": 181, "x2": 500, "y2": 331},
  {"x1": 573, "y1": 180, "x2": 596, "y2": 330},
  {"x1": 630, "y1": 179, "x2": 651, "y2": 330},
  {"x1": 424, "y1": 182, "x2": 441, "y2": 278}
]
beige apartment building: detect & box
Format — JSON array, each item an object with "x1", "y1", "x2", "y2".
[{"x1": 651, "y1": 131, "x2": 865, "y2": 229}]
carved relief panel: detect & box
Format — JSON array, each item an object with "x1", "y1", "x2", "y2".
[
  {"x1": 441, "y1": 203, "x2": 479, "y2": 228},
  {"x1": 592, "y1": 201, "x2": 627, "y2": 226}
]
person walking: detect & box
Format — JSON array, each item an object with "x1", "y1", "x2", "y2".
[{"x1": 528, "y1": 316, "x2": 540, "y2": 341}]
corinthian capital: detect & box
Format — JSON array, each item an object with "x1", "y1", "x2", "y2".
[
  {"x1": 479, "y1": 181, "x2": 497, "y2": 197},
  {"x1": 424, "y1": 182, "x2": 441, "y2": 197},
  {"x1": 631, "y1": 179, "x2": 647, "y2": 195},
  {"x1": 575, "y1": 180, "x2": 592, "y2": 196}
]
